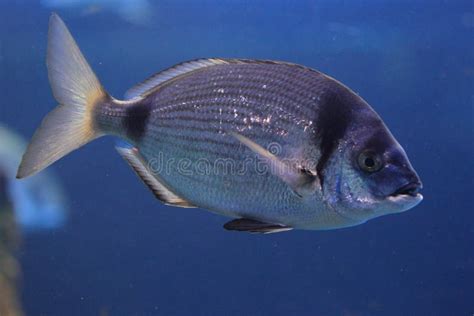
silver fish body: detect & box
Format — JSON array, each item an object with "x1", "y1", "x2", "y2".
[
  {"x1": 99, "y1": 60, "x2": 354, "y2": 229},
  {"x1": 18, "y1": 14, "x2": 423, "y2": 232}
]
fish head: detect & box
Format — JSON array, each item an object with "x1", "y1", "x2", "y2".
[{"x1": 323, "y1": 113, "x2": 423, "y2": 225}]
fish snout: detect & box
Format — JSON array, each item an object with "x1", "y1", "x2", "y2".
[
  {"x1": 384, "y1": 169, "x2": 423, "y2": 212},
  {"x1": 391, "y1": 180, "x2": 422, "y2": 197},
  {"x1": 389, "y1": 159, "x2": 422, "y2": 196},
  {"x1": 377, "y1": 161, "x2": 424, "y2": 213}
]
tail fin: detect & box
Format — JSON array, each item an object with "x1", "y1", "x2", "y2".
[{"x1": 17, "y1": 13, "x2": 106, "y2": 179}]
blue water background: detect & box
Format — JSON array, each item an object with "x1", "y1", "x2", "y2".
[{"x1": 0, "y1": 1, "x2": 473, "y2": 315}]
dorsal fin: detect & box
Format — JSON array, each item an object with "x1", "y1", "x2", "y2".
[
  {"x1": 116, "y1": 144, "x2": 196, "y2": 208},
  {"x1": 124, "y1": 58, "x2": 231, "y2": 100},
  {"x1": 123, "y1": 58, "x2": 309, "y2": 100}
]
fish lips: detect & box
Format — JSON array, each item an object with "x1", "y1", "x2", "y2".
[{"x1": 386, "y1": 181, "x2": 423, "y2": 213}]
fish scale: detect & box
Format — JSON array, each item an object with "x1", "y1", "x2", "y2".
[{"x1": 148, "y1": 64, "x2": 324, "y2": 117}]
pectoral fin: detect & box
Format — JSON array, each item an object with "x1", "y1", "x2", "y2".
[
  {"x1": 116, "y1": 144, "x2": 196, "y2": 208},
  {"x1": 224, "y1": 218, "x2": 293, "y2": 234},
  {"x1": 230, "y1": 132, "x2": 319, "y2": 197}
]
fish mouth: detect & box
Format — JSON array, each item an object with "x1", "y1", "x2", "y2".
[
  {"x1": 386, "y1": 181, "x2": 423, "y2": 210},
  {"x1": 391, "y1": 181, "x2": 422, "y2": 197}
]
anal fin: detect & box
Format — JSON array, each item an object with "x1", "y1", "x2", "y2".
[
  {"x1": 116, "y1": 145, "x2": 196, "y2": 208},
  {"x1": 224, "y1": 218, "x2": 292, "y2": 234}
]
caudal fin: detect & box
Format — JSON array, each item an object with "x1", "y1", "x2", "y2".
[{"x1": 17, "y1": 13, "x2": 106, "y2": 179}]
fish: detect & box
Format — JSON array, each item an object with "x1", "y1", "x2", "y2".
[
  {"x1": 0, "y1": 125, "x2": 68, "y2": 232},
  {"x1": 17, "y1": 14, "x2": 423, "y2": 233}
]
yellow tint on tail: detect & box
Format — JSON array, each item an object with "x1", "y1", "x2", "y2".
[{"x1": 17, "y1": 13, "x2": 107, "y2": 179}]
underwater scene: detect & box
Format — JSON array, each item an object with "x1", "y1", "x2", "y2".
[{"x1": 0, "y1": 0, "x2": 473, "y2": 315}]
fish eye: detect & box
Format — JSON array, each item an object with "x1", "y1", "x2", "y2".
[{"x1": 358, "y1": 150, "x2": 383, "y2": 173}]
